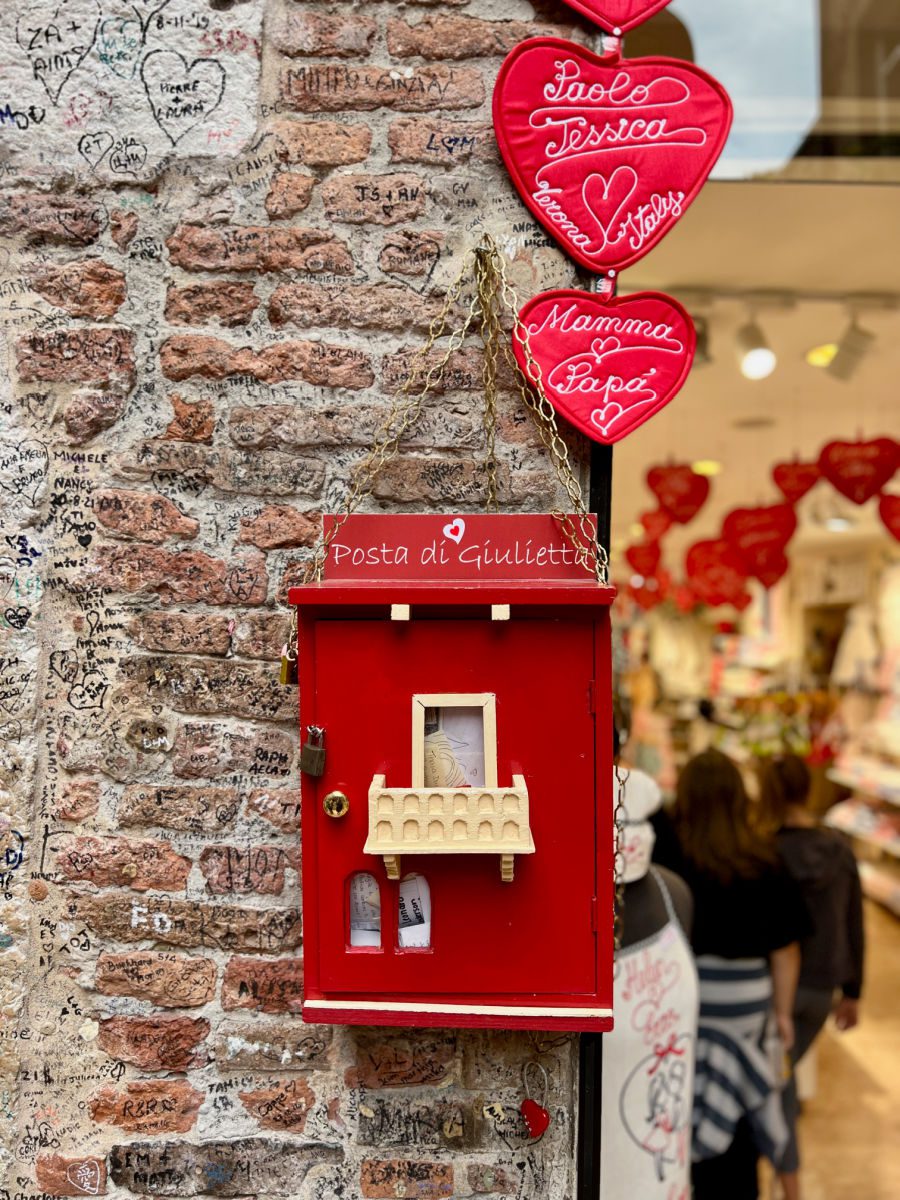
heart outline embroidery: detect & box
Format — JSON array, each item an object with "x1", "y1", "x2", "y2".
[{"x1": 442, "y1": 518, "x2": 466, "y2": 544}]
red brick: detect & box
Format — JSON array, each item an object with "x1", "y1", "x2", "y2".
[
  {"x1": 64, "y1": 388, "x2": 126, "y2": 444},
  {"x1": 467, "y1": 1164, "x2": 516, "y2": 1194},
  {"x1": 95, "y1": 951, "x2": 216, "y2": 1007},
  {"x1": 373, "y1": 457, "x2": 509, "y2": 503},
  {"x1": 230, "y1": 612, "x2": 293, "y2": 662},
  {"x1": 27, "y1": 259, "x2": 126, "y2": 318},
  {"x1": 247, "y1": 788, "x2": 300, "y2": 834},
  {"x1": 281, "y1": 64, "x2": 484, "y2": 113},
  {"x1": 388, "y1": 15, "x2": 565, "y2": 58},
  {"x1": 360, "y1": 1161, "x2": 453, "y2": 1199},
  {"x1": 199, "y1": 845, "x2": 289, "y2": 896},
  {"x1": 269, "y1": 282, "x2": 440, "y2": 331},
  {"x1": 98, "y1": 1016, "x2": 210, "y2": 1071},
  {"x1": 118, "y1": 784, "x2": 240, "y2": 832},
  {"x1": 165, "y1": 282, "x2": 258, "y2": 328},
  {"x1": 110, "y1": 209, "x2": 138, "y2": 251},
  {"x1": 379, "y1": 230, "x2": 444, "y2": 276},
  {"x1": 163, "y1": 394, "x2": 216, "y2": 443},
  {"x1": 239, "y1": 1078, "x2": 315, "y2": 1132},
  {"x1": 265, "y1": 172, "x2": 316, "y2": 220},
  {"x1": 121, "y1": 655, "x2": 295, "y2": 723},
  {"x1": 272, "y1": 119, "x2": 372, "y2": 167},
  {"x1": 160, "y1": 334, "x2": 373, "y2": 389},
  {"x1": 271, "y1": 11, "x2": 376, "y2": 57},
  {"x1": 382, "y1": 346, "x2": 513, "y2": 394},
  {"x1": 16, "y1": 328, "x2": 134, "y2": 385},
  {"x1": 213, "y1": 1021, "x2": 332, "y2": 1072},
  {"x1": 171, "y1": 721, "x2": 294, "y2": 778},
  {"x1": 166, "y1": 224, "x2": 352, "y2": 274},
  {"x1": 321, "y1": 173, "x2": 426, "y2": 226},
  {"x1": 1, "y1": 193, "x2": 104, "y2": 244},
  {"x1": 35, "y1": 1155, "x2": 107, "y2": 1196},
  {"x1": 128, "y1": 440, "x2": 325, "y2": 497},
  {"x1": 130, "y1": 611, "x2": 232, "y2": 657},
  {"x1": 94, "y1": 489, "x2": 198, "y2": 544},
  {"x1": 237, "y1": 504, "x2": 318, "y2": 551},
  {"x1": 222, "y1": 957, "x2": 303, "y2": 1013},
  {"x1": 84, "y1": 545, "x2": 268, "y2": 605},
  {"x1": 388, "y1": 117, "x2": 494, "y2": 166},
  {"x1": 57, "y1": 835, "x2": 190, "y2": 891},
  {"x1": 54, "y1": 779, "x2": 100, "y2": 822},
  {"x1": 89, "y1": 1080, "x2": 202, "y2": 1135},
  {"x1": 348, "y1": 1031, "x2": 458, "y2": 1088}
]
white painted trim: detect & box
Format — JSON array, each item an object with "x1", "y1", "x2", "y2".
[{"x1": 304, "y1": 999, "x2": 613, "y2": 1019}]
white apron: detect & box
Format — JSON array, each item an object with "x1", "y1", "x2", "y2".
[{"x1": 601, "y1": 869, "x2": 699, "y2": 1200}]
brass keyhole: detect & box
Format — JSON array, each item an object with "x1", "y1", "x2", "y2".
[{"x1": 323, "y1": 790, "x2": 350, "y2": 819}]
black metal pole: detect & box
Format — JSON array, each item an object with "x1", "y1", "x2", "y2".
[{"x1": 576, "y1": 441, "x2": 613, "y2": 1200}]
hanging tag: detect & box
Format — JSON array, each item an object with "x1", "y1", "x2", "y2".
[
  {"x1": 520, "y1": 1062, "x2": 551, "y2": 1139},
  {"x1": 279, "y1": 643, "x2": 298, "y2": 686}
]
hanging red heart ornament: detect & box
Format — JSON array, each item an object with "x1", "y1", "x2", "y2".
[
  {"x1": 772, "y1": 460, "x2": 820, "y2": 505},
  {"x1": 818, "y1": 438, "x2": 899, "y2": 505},
  {"x1": 625, "y1": 540, "x2": 662, "y2": 576},
  {"x1": 516, "y1": 289, "x2": 695, "y2": 444},
  {"x1": 641, "y1": 508, "x2": 672, "y2": 540},
  {"x1": 722, "y1": 504, "x2": 797, "y2": 588},
  {"x1": 557, "y1": 0, "x2": 676, "y2": 35},
  {"x1": 879, "y1": 495, "x2": 900, "y2": 543},
  {"x1": 493, "y1": 39, "x2": 733, "y2": 275},
  {"x1": 520, "y1": 1098, "x2": 551, "y2": 1138},
  {"x1": 646, "y1": 464, "x2": 710, "y2": 524},
  {"x1": 628, "y1": 568, "x2": 671, "y2": 611},
  {"x1": 685, "y1": 538, "x2": 749, "y2": 607}
]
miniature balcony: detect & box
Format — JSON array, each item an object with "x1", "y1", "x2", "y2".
[{"x1": 364, "y1": 774, "x2": 535, "y2": 882}]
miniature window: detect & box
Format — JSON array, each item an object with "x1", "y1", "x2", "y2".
[
  {"x1": 348, "y1": 871, "x2": 381, "y2": 947},
  {"x1": 412, "y1": 694, "x2": 497, "y2": 789},
  {"x1": 398, "y1": 873, "x2": 431, "y2": 948}
]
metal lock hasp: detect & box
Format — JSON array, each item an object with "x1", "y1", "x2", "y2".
[{"x1": 300, "y1": 726, "x2": 326, "y2": 777}]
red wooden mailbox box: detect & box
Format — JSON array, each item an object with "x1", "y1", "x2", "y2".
[{"x1": 288, "y1": 514, "x2": 615, "y2": 1031}]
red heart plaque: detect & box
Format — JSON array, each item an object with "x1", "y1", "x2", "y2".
[
  {"x1": 772, "y1": 460, "x2": 820, "y2": 505},
  {"x1": 493, "y1": 39, "x2": 733, "y2": 274},
  {"x1": 818, "y1": 438, "x2": 899, "y2": 505},
  {"x1": 879, "y1": 494, "x2": 900, "y2": 543},
  {"x1": 722, "y1": 504, "x2": 797, "y2": 588},
  {"x1": 625, "y1": 540, "x2": 662, "y2": 576},
  {"x1": 646, "y1": 464, "x2": 709, "y2": 524},
  {"x1": 516, "y1": 289, "x2": 695, "y2": 444},
  {"x1": 685, "y1": 538, "x2": 748, "y2": 608},
  {"x1": 641, "y1": 508, "x2": 672, "y2": 540},
  {"x1": 558, "y1": 0, "x2": 675, "y2": 35}
]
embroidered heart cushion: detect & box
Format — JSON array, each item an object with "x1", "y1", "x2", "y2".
[
  {"x1": 818, "y1": 438, "x2": 899, "y2": 505},
  {"x1": 516, "y1": 288, "x2": 695, "y2": 444},
  {"x1": 772, "y1": 460, "x2": 820, "y2": 505},
  {"x1": 685, "y1": 538, "x2": 748, "y2": 608},
  {"x1": 722, "y1": 504, "x2": 797, "y2": 588},
  {"x1": 557, "y1": 0, "x2": 676, "y2": 35},
  {"x1": 646, "y1": 464, "x2": 709, "y2": 524},
  {"x1": 494, "y1": 39, "x2": 733, "y2": 274}
]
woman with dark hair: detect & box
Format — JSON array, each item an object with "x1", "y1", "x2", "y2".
[
  {"x1": 760, "y1": 753, "x2": 864, "y2": 1200},
  {"x1": 665, "y1": 750, "x2": 811, "y2": 1200}
]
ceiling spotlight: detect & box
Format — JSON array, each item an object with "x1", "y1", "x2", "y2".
[
  {"x1": 826, "y1": 321, "x2": 875, "y2": 381},
  {"x1": 736, "y1": 320, "x2": 776, "y2": 380},
  {"x1": 693, "y1": 315, "x2": 712, "y2": 366},
  {"x1": 691, "y1": 460, "x2": 722, "y2": 477},
  {"x1": 806, "y1": 342, "x2": 839, "y2": 369},
  {"x1": 825, "y1": 516, "x2": 854, "y2": 532}
]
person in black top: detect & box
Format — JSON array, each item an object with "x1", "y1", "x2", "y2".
[
  {"x1": 656, "y1": 749, "x2": 812, "y2": 1200},
  {"x1": 759, "y1": 753, "x2": 865, "y2": 1200}
]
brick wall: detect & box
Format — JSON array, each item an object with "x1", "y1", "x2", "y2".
[{"x1": 1, "y1": 1, "x2": 595, "y2": 1197}]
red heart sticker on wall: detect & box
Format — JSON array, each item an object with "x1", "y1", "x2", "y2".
[
  {"x1": 818, "y1": 438, "x2": 899, "y2": 505},
  {"x1": 879, "y1": 495, "x2": 900, "y2": 543},
  {"x1": 685, "y1": 538, "x2": 748, "y2": 608},
  {"x1": 493, "y1": 39, "x2": 733, "y2": 274},
  {"x1": 516, "y1": 289, "x2": 695, "y2": 444},
  {"x1": 646, "y1": 464, "x2": 710, "y2": 524},
  {"x1": 772, "y1": 460, "x2": 820, "y2": 505},
  {"x1": 722, "y1": 504, "x2": 797, "y2": 588},
  {"x1": 558, "y1": 0, "x2": 676, "y2": 35}
]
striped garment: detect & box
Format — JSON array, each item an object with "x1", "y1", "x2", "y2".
[{"x1": 692, "y1": 956, "x2": 789, "y2": 1164}]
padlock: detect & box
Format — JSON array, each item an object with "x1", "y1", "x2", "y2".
[
  {"x1": 279, "y1": 642, "x2": 298, "y2": 686},
  {"x1": 300, "y1": 725, "x2": 326, "y2": 777}
]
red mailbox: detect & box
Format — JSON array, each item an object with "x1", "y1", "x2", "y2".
[{"x1": 288, "y1": 514, "x2": 615, "y2": 1032}]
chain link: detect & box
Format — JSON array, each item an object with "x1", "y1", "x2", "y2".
[{"x1": 613, "y1": 763, "x2": 628, "y2": 953}]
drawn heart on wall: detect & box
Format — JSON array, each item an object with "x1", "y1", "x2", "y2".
[
  {"x1": 818, "y1": 438, "x2": 899, "y2": 505},
  {"x1": 130, "y1": 0, "x2": 172, "y2": 35},
  {"x1": 78, "y1": 131, "x2": 113, "y2": 171},
  {"x1": 442, "y1": 518, "x2": 466, "y2": 544},
  {"x1": 879, "y1": 495, "x2": 900, "y2": 543},
  {"x1": 0, "y1": 439, "x2": 49, "y2": 506},
  {"x1": 3, "y1": 608, "x2": 31, "y2": 632},
  {"x1": 140, "y1": 50, "x2": 226, "y2": 145},
  {"x1": 97, "y1": 17, "x2": 144, "y2": 80},
  {"x1": 516, "y1": 289, "x2": 695, "y2": 444},
  {"x1": 685, "y1": 538, "x2": 748, "y2": 608},
  {"x1": 493, "y1": 39, "x2": 733, "y2": 274},
  {"x1": 772, "y1": 460, "x2": 820, "y2": 505},
  {"x1": 722, "y1": 504, "x2": 797, "y2": 589},
  {"x1": 65, "y1": 1160, "x2": 101, "y2": 1196},
  {"x1": 557, "y1": 0, "x2": 676, "y2": 34},
  {"x1": 17, "y1": 0, "x2": 101, "y2": 104},
  {"x1": 646, "y1": 464, "x2": 709, "y2": 524},
  {"x1": 68, "y1": 670, "x2": 108, "y2": 711}
]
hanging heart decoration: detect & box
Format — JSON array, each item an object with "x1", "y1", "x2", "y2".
[
  {"x1": 628, "y1": 568, "x2": 670, "y2": 611},
  {"x1": 493, "y1": 39, "x2": 733, "y2": 274},
  {"x1": 722, "y1": 504, "x2": 797, "y2": 589},
  {"x1": 685, "y1": 538, "x2": 749, "y2": 608},
  {"x1": 557, "y1": 0, "x2": 676, "y2": 35},
  {"x1": 625, "y1": 541, "x2": 662, "y2": 577},
  {"x1": 640, "y1": 508, "x2": 672, "y2": 540},
  {"x1": 520, "y1": 1097, "x2": 551, "y2": 1138},
  {"x1": 879, "y1": 495, "x2": 900, "y2": 543},
  {"x1": 646, "y1": 464, "x2": 710, "y2": 524},
  {"x1": 673, "y1": 582, "x2": 698, "y2": 613},
  {"x1": 516, "y1": 289, "x2": 695, "y2": 444},
  {"x1": 772, "y1": 460, "x2": 820, "y2": 505},
  {"x1": 818, "y1": 438, "x2": 899, "y2": 505}
]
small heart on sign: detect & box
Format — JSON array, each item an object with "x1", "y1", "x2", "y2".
[
  {"x1": 4, "y1": 607, "x2": 30, "y2": 631},
  {"x1": 557, "y1": 0, "x2": 676, "y2": 35},
  {"x1": 520, "y1": 1098, "x2": 551, "y2": 1139},
  {"x1": 515, "y1": 289, "x2": 695, "y2": 445},
  {"x1": 442, "y1": 518, "x2": 466, "y2": 545},
  {"x1": 493, "y1": 39, "x2": 732, "y2": 274}
]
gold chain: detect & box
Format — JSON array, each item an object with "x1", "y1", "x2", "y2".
[
  {"x1": 613, "y1": 764, "x2": 628, "y2": 953},
  {"x1": 303, "y1": 233, "x2": 608, "y2": 586}
]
